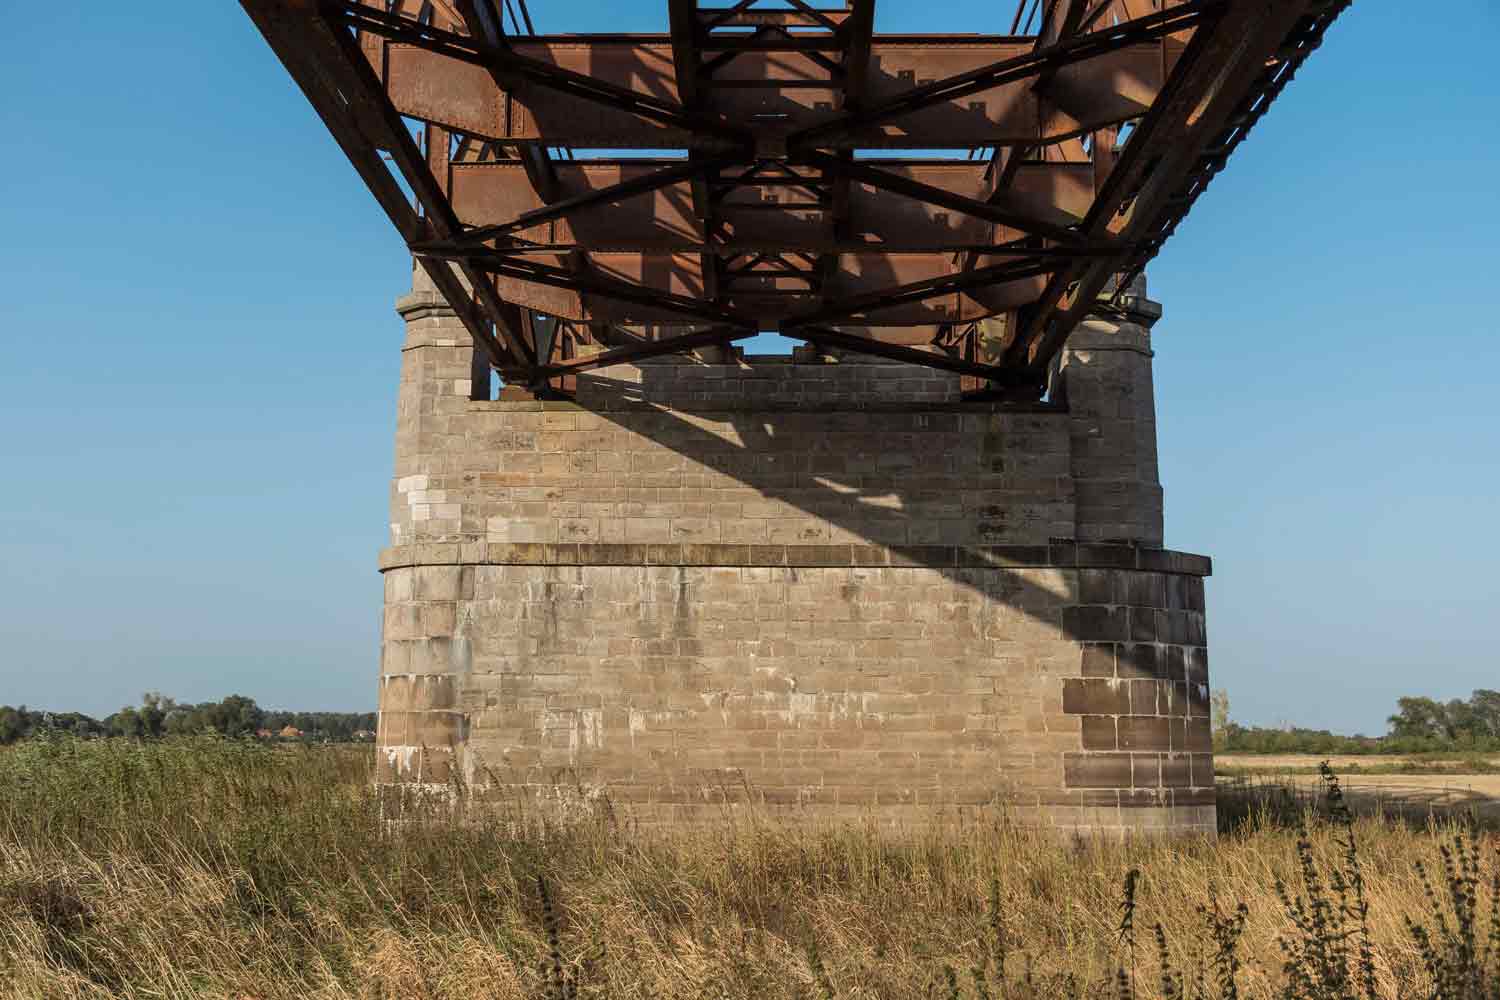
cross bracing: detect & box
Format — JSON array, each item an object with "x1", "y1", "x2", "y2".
[{"x1": 241, "y1": 0, "x2": 1348, "y2": 399}]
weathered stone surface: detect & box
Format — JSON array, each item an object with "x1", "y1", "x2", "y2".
[{"x1": 376, "y1": 265, "x2": 1215, "y2": 837}]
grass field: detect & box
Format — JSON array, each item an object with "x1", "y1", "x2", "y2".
[{"x1": 4, "y1": 738, "x2": 1500, "y2": 999}]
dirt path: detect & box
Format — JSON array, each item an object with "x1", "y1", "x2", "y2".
[{"x1": 1218, "y1": 769, "x2": 1500, "y2": 821}]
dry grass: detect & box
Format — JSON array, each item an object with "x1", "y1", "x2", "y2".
[{"x1": 2, "y1": 736, "x2": 1499, "y2": 999}]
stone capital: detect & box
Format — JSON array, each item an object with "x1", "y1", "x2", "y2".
[{"x1": 395, "y1": 290, "x2": 458, "y2": 322}]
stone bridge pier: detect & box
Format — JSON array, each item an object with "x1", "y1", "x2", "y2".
[{"x1": 376, "y1": 266, "x2": 1215, "y2": 835}]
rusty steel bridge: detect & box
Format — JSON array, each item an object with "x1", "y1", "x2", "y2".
[{"x1": 242, "y1": 0, "x2": 1347, "y2": 399}]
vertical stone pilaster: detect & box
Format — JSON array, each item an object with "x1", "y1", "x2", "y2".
[
  {"x1": 391, "y1": 263, "x2": 476, "y2": 548},
  {"x1": 1053, "y1": 275, "x2": 1165, "y2": 545},
  {"x1": 379, "y1": 263, "x2": 475, "y2": 789}
]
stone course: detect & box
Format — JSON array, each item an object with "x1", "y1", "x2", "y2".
[{"x1": 378, "y1": 266, "x2": 1214, "y2": 836}]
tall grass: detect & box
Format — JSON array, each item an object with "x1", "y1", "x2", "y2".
[{"x1": 2, "y1": 736, "x2": 1498, "y2": 998}]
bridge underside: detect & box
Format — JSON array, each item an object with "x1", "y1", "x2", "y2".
[
  {"x1": 237, "y1": 0, "x2": 1348, "y2": 833},
  {"x1": 242, "y1": 0, "x2": 1347, "y2": 399}
]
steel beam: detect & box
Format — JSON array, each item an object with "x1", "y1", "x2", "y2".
[
  {"x1": 454, "y1": 156, "x2": 737, "y2": 242},
  {"x1": 242, "y1": 0, "x2": 535, "y2": 370},
  {"x1": 517, "y1": 144, "x2": 560, "y2": 202},
  {"x1": 535, "y1": 326, "x2": 752, "y2": 378},
  {"x1": 1008, "y1": 0, "x2": 1319, "y2": 374},
  {"x1": 842, "y1": 0, "x2": 875, "y2": 107},
  {"x1": 668, "y1": 0, "x2": 701, "y2": 107},
  {"x1": 700, "y1": 7, "x2": 849, "y2": 28},
  {"x1": 785, "y1": 257, "x2": 1060, "y2": 328},
  {"x1": 788, "y1": 326, "x2": 1040, "y2": 390},
  {"x1": 785, "y1": 0, "x2": 1218, "y2": 150},
  {"x1": 421, "y1": 248, "x2": 754, "y2": 327},
  {"x1": 798, "y1": 151, "x2": 1085, "y2": 246},
  {"x1": 442, "y1": 158, "x2": 1097, "y2": 253},
  {"x1": 365, "y1": 30, "x2": 1167, "y2": 148},
  {"x1": 335, "y1": 1, "x2": 750, "y2": 146},
  {"x1": 1107, "y1": 1, "x2": 1350, "y2": 308},
  {"x1": 241, "y1": 0, "x2": 1348, "y2": 386}
]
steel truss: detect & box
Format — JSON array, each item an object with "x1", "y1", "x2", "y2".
[{"x1": 242, "y1": 0, "x2": 1348, "y2": 398}]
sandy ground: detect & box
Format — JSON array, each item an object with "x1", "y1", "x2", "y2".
[
  {"x1": 1217, "y1": 754, "x2": 1500, "y2": 772},
  {"x1": 1217, "y1": 763, "x2": 1500, "y2": 821}
]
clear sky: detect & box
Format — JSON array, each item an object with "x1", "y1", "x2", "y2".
[{"x1": 1, "y1": 2, "x2": 1495, "y2": 733}]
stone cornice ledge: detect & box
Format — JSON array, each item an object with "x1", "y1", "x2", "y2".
[
  {"x1": 379, "y1": 541, "x2": 1211, "y2": 577},
  {"x1": 395, "y1": 290, "x2": 457, "y2": 320},
  {"x1": 465, "y1": 398, "x2": 1066, "y2": 415}
]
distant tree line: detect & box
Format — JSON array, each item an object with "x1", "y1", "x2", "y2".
[
  {"x1": 9, "y1": 689, "x2": 1500, "y2": 755},
  {"x1": 0, "y1": 693, "x2": 375, "y2": 746},
  {"x1": 1387, "y1": 691, "x2": 1500, "y2": 744},
  {"x1": 1213, "y1": 689, "x2": 1500, "y2": 754}
]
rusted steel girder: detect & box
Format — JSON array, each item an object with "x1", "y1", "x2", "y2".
[
  {"x1": 1006, "y1": 0, "x2": 1351, "y2": 375},
  {"x1": 241, "y1": 0, "x2": 1347, "y2": 395},
  {"x1": 243, "y1": 0, "x2": 537, "y2": 373},
  {"x1": 356, "y1": 29, "x2": 1166, "y2": 150},
  {"x1": 426, "y1": 156, "x2": 1101, "y2": 251}
]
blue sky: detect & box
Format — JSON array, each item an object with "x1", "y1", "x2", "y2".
[{"x1": 1, "y1": 2, "x2": 1495, "y2": 732}]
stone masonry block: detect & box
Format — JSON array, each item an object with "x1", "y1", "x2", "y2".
[
  {"x1": 1061, "y1": 606, "x2": 1128, "y2": 642},
  {"x1": 1062, "y1": 678, "x2": 1131, "y2": 716},
  {"x1": 1078, "y1": 568, "x2": 1118, "y2": 604},
  {"x1": 1063, "y1": 752, "x2": 1133, "y2": 789},
  {"x1": 1080, "y1": 642, "x2": 1116, "y2": 677},
  {"x1": 378, "y1": 279, "x2": 1212, "y2": 833},
  {"x1": 1080, "y1": 715, "x2": 1117, "y2": 750},
  {"x1": 1118, "y1": 643, "x2": 1162, "y2": 680},
  {"x1": 1117, "y1": 716, "x2": 1170, "y2": 752},
  {"x1": 1160, "y1": 754, "x2": 1190, "y2": 788}
]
